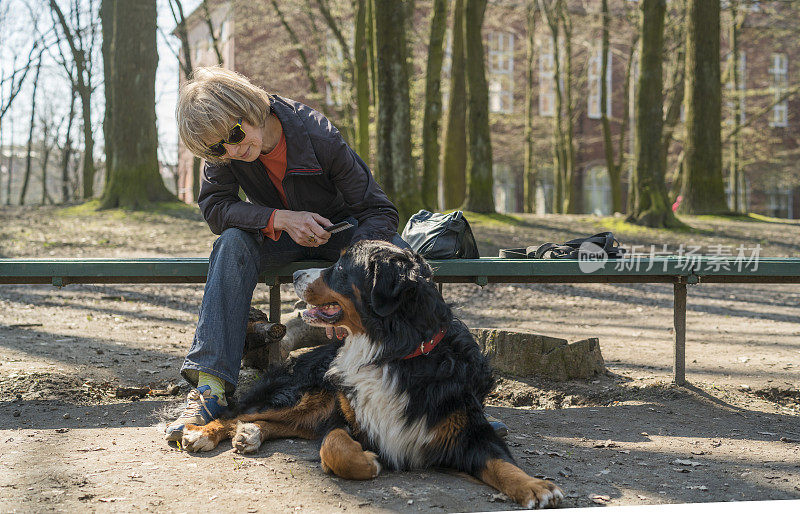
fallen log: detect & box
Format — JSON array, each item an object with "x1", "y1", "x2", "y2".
[{"x1": 242, "y1": 307, "x2": 287, "y2": 369}]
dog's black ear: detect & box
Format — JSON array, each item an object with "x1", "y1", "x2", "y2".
[{"x1": 369, "y1": 251, "x2": 419, "y2": 317}]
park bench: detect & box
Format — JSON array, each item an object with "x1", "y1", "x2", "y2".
[{"x1": 1, "y1": 255, "x2": 799, "y2": 385}]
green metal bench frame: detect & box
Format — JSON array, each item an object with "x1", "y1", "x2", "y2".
[{"x1": 2, "y1": 256, "x2": 799, "y2": 385}]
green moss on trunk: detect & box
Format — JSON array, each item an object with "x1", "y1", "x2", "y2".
[
  {"x1": 679, "y1": 0, "x2": 729, "y2": 215},
  {"x1": 463, "y1": 0, "x2": 495, "y2": 214},
  {"x1": 100, "y1": 0, "x2": 174, "y2": 210},
  {"x1": 442, "y1": 0, "x2": 467, "y2": 210},
  {"x1": 628, "y1": 0, "x2": 683, "y2": 229},
  {"x1": 421, "y1": 0, "x2": 448, "y2": 211}
]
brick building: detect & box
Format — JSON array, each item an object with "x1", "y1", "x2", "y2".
[{"x1": 176, "y1": 0, "x2": 799, "y2": 218}]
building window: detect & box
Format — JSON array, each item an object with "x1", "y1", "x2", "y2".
[
  {"x1": 725, "y1": 176, "x2": 750, "y2": 212},
  {"x1": 584, "y1": 165, "x2": 612, "y2": 216},
  {"x1": 769, "y1": 53, "x2": 788, "y2": 127},
  {"x1": 493, "y1": 163, "x2": 516, "y2": 213},
  {"x1": 488, "y1": 32, "x2": 514, "y2": 114},
  {"x1": 587, "y1": 44, "x2": 612, "y2": 119},
  {"x1": 539, "y1": 38, "x2": 555, "y2": 116},
  {"x1": 766, "y1": 187, "x2": 792, "y2": 219}
]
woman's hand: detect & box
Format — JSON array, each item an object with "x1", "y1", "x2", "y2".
[{"x1": 272, "y1": 210, "x2": 331, "y2": 247}]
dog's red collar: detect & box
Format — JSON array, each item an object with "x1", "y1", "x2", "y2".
[{"x1": 402, "y1": 328, "x2": 447, "y2": 360}]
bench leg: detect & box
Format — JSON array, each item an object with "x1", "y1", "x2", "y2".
[{"x1": 673, "y1": 282, "x2": 687, "y2": 386}]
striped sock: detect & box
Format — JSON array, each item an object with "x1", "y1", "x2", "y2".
[{"x1": 197, "y1": 371, "x2": 226, "y2": 399}]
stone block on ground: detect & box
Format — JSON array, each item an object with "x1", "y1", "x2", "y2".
[{"x1": 470, "y1": 328, "x2": 605, "y2": 380}]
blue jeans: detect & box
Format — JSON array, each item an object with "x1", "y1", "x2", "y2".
[{"x1": 181, "y1": 221, "x2": 408, "y2": 392}]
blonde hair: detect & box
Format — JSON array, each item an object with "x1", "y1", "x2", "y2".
[{"x1": 176, "y1": 66, "x2": 271, "y2": 164}]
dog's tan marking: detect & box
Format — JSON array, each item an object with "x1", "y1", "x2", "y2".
[
  {"x1": 182, "y1": 392, "x2": 335, "y2": 452},
  {"x1": 232, "y1": 420, "x2": 316, "y2": 453},
  {"x1": 337, "y1": 392, "x2": 361, "y2": 434},
  {"x1": 235, "y1": 391, "x2": 337, "y2": 430},
  {"x1": 304, "y1": 278, "x2": 365, "y2": 335},
  {"x1": 430, "y1": 411, "x2": 467, "y2": 450},
  {"x1": 319, "y1": 428, "x2": 381, "y2": 480},
  {"x1": 479, "y1": 458, "x2": 563, "y2": 509},
  {"x1": 182, "y1": 419, "x2": 238, "y2": 452}
]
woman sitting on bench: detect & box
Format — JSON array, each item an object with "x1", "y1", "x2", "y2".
[{"x1": 165, "y1": 66, "x2": 406, "y2": 441}]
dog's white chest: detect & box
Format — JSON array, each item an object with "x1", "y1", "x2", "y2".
[{"x1": 327, "y1": 335, "x2": 433, "y2": 469}]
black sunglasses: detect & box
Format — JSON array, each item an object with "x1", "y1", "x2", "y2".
[{"x1": 207, "y1": 118, "x2": 246, "y2": 157}]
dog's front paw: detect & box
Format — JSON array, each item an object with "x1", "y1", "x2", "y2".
[
  {"x1": 511, "y1": 478, "x2": 563, "y2": 509},
  {"x1": 360, "y1": 451, "x2": 382, "y2": 479},
  {"x1": 319, "y1": 429, "x2": 382, "y2": 480},
  {"x1": 232, "y1": 422, "x2": 262, "y2": 454},
  {"x1": 182, "y1": 425, "x2": 218, "y2": 452}
]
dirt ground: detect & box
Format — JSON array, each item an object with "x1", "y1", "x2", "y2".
[{"x1": 1, "y1": 205, "x2": 798, "y2": 513}]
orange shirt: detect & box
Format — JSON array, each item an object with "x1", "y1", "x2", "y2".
[{"x1": 258, "y1": 131, "x2": 288, "y2": 241}]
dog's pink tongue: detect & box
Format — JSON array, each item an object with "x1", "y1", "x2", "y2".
[{"x1": 304, "y1": 306, "x2": 323, "y2": 318}]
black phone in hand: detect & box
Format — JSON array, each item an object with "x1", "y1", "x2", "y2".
[{"x1": 325, "y1": 221, "x2": 354, "y2": 234}]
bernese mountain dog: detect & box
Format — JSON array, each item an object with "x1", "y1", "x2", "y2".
[{"x1": 180, "y1": 240, "x2": 563, "y2": 509}]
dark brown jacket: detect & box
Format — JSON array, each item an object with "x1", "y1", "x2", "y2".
[{"x1": 198, "y1": 95, "x2": 398, "y2": 243}]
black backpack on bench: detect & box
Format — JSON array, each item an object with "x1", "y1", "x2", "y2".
[{"x1": 401, "y1": 210, "x2": 480, "y2": 259}]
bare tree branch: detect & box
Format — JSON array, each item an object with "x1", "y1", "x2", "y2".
[
  {"x1": 0, "y1": 41, "x2": 40, "y2": 120},
  {"x1": 201, "y1": 0, "x2": 224, "y2": 65},
  {"x1": 722, "y1": 83, "x2": 800, "y2": 143},
  {"x1": 270, "y1": 0, "x2": 319, "y2": 94},
  {"x1": 167, "y1": 0, "x2": 194, "y2": 79}
]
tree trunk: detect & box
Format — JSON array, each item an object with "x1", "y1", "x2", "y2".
[
  {"x1": 100, "y1": 0, "x2": 174, "y2": 209},
  {"x1": 559, "y1": 2, "x2": 579, "y2": 214},
  {"x1": 523, "y1": 1, "x2": 537, "y2": 213},
  {"x1": 462, "y1": 0, "x2": 494, "y2": 213},
  {"x1": 19, "y1": 54, "x2": 42, "y2": 206},
  {"x1": 618, "y1": 37, "x2": 636, "y2": 213},
  {"x1": 374, "y1": 0, "x2": 417, "y2": 222},
  {"x1": 40, "y1": 124, "x2": 53, "y2": 205},
  {"x1": 627, "y1": 0, "x2": 682, "y2": 228},
  {"x1": 540, "y1": 0, "x2": 565, "y2": 213},
  {"x1": 600, "y1": 0, "x2": 622, "y2": 214},
  {"x1": 661, "y1": 19, "x2": 686, "y2": 192},
  {"x1": 101, "y1": 0, "x2": 113, "y2": 190},
  {"x1": 50, "y1": 0, "x2": 95, "y2": 200},
  {"x1": 366, "y1": 0, "x2": 377, "y2": 117},
  {"x1": 354, "y1": 0, "x2": 370, "y2": 164},
  {"x1": 4, "y1": 114, "x2": 13, "y2": 205},
  {"x1": 421, "y1": 0, "x2": 448, "y2": 211},
  {"x1": 441, "y1": 0, "x2": 467, "y2": 210},
  {"x1": 728, "y1": 0, "x2": 745, "y2": 213},
  {"x1": 61, "y1": 87, "x2": 77, "y2": 203},
  {"x1": 679, "y1": 0, "x2": 727, "y2": 214},
  {"x1": 78, "y1": 71, "x2": 94, "y2": 199}
]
